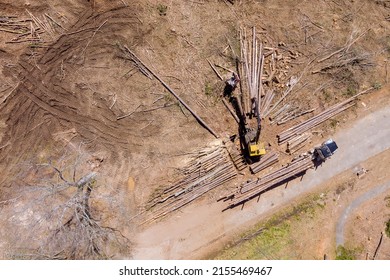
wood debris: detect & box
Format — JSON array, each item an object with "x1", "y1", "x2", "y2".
[
  {"x1": 222, "y1": 98, "x2": 240, "y2": 124},
  {"x1": 118, "y1": 44, "x2": 219, "y2": 138},
  {"x1": 207, "y1": 59, "x2": 223, "y2": 80},
  {"x1": 372, "y1": 232, "x2": 384, "y2": 260},
  {"x1": 317, "y1": 29, "x2": 370, "y2": 63},
  {"x1": 1, "y1": 11, "x2": 64, "y2": 46},
  {"x1": 117, "y1": 44, "x2": 153, "y2": 79}
]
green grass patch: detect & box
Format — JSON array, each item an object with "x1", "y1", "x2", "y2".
[
  {"x1": 205, "y1": 82, "x2": 213, "y2": 96},
  {"x1": 322, "y1": 89, "x2": 332, "y2": 102},
  {"x1": 372, "y1": 82, "x2": 382, "y2": 90},
  {"x1": 385, "y1": 219, "x2": 390, "y2": 238},
  {"x1": 343, "y1": 86, "x2": 357, "y2": 97},
  {"x1": 212, "y1": 194, "x2": 325, "y2": 260},
  {"x1": 335, "y1": 245, "x2": 361, "y2": 260},
  {"x1": 157, "y1": 4, "x2": 168, "y2": 16},
  {"x1": 385, "y1": 195, "x2": 390, "y2": 208}
]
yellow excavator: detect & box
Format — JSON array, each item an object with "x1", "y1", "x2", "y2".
[
  {"x1": 225, "y1": 74, "x2": 266, "y2": 161},
  {"x1": 244, "y1": 97, "x2": 266, "y2": 157}
]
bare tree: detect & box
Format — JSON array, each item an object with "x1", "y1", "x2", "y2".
[{"x1": 0, "y1": 146, "x2": 131, "y2": 259}]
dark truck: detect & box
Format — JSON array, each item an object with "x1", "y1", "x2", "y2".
[{"x1": 313, "y1": 139, "x2": 338, "y2": 162}]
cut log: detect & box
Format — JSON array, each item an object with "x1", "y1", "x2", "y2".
[
  {"x1": 119, "y1": 45, "x2": 219, "y2": 138},
  {"x1": 277, "y1": 87, "x2": 374, "y2": 144}
]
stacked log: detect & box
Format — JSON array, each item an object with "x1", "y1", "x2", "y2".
[
  {"x1": 263, "y1": 75, "x2": 300, "y2": 118},
  {"x1": 269, "y1": 104, "x2": 294, "y2": 124},
  {"x1": 277, "y1": 88, "x2": 373, "y2": 144},
  {"x1": 145, "y1": 142, "x2": 237, "y2": 223},
  {"x1": 249, "y1": 151, "x2": 279, "y2": 174},
  {"x1": 286, "y1": 133, "x2": 311, "y2": 154},
  {"x1": 223, "y1": 154, "x2": 314, "y2": 210},
  {"x1": 276, "y1": 108, "x2": 315, "y2": 125}
]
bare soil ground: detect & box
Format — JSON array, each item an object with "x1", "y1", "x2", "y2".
[{"x1": 0, "y1": 0, "x2": 389, "y2": 259}]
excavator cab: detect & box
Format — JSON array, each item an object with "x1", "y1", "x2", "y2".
[
  {"x1": 244, "y1": 127, "x2": 266, "y2": 158},
  {"x1": 249, "y1": 142, "x2": 266, "y2": 157}
]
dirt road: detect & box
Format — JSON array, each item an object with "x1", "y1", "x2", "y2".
[
  {"x1": 336, "y1": 180, "x2": 390, "y2": 246},
  {"x1": 133, "y1": 105, "x2": 390, "y2": 259}
]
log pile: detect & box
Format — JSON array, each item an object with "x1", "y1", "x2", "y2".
[
  {"x1": 286, "y1": 133, "x2": 311, "y2": 154},
  {"x1": 240, "y1": 27, "x2": 264, "y2": 115},
  {"x1": 223, "y1": 153, "x2": 314, "y2": 210},
  {"x1": 269, "y1": 104, "x2": 299, "y2": 124},
  {"x1": 275, "y1": 107, "x2": 315, "y2": 125},
  {"x1": 277, "y1": 102, "x2": 352, "y2": 144},
  {"x1": 249, "y1": 151, "x2": 279, "y2": 174},
  {"x1": 145, "y1": 141, "x2": 237, "y2": 223},
  {"x1": 238, "y1": 28, "x2": 301, "y2": 116},
  {"x1": 277, "y1": 88, "x2": 373, "y2": 144}
]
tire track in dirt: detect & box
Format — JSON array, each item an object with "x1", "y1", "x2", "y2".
[{"x1": 0, "y1": 5, "x2": 146, "y2": 178}]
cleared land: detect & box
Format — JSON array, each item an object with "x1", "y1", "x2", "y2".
[{"x1": 0, "y1": 0, "x2": 389, "y2": 259}]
